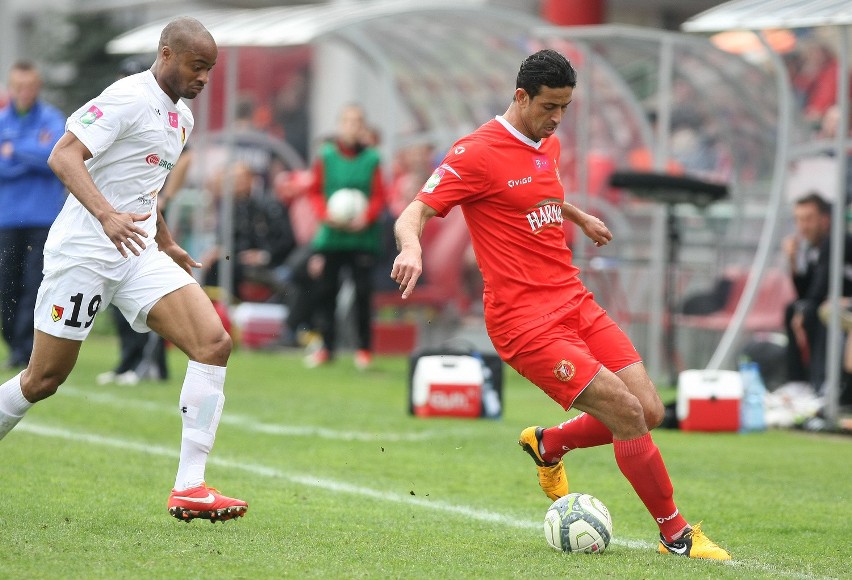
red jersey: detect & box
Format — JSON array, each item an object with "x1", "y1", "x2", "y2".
[{"x1": 416, "y1": 117, "x2": 586, "y2": 335}]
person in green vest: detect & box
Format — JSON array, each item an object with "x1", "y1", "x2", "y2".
[{"x1": 305, "y1": 104, "x2": 386, "y2": 369}]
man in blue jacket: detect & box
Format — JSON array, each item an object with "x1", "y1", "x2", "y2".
[{"x1": 0, "y1": 61, "x2": 66, "y2": 369}]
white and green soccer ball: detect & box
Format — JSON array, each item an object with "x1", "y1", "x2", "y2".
[{"x1": 544, "y1": 492, "x2": 612, "y2": 554}]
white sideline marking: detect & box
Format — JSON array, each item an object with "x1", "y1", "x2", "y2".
[
  {"x1": 58, "y1": 386, "x2": 454, "y2": 442},
  {"x1": 10, "y1": 421, "x2": 833, "y2": 579}
]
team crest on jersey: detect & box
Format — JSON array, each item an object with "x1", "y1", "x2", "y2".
[
  {"x1": 51, "y1": 305, "x2": 64, "y2": 322},
  {"x1": 79, "y1": 105, "x2": 103, "y2": 126},
  {"x1": 553, "y1": 359, "x2": 575, "y2": 382}
]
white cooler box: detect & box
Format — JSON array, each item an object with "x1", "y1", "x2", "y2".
[
  {"x1": 676, "y1": 369, "x2": 742, "y2": 432},
  {"x1": 408, "y1": 352, "x2": 503, "y2": 419}
]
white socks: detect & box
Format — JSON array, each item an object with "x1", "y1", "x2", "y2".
[
  {"x1": 174, "y1": 361, "x2": 226, "y2": 491},
  {"x1": 0, "y1": 373, "x2": 33, "y2": 440}
]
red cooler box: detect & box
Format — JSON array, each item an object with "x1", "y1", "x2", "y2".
[{"x1": 676, "y1": 369, "x2": 742, "y2": 432}]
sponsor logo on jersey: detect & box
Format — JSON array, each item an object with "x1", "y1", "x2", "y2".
[
  {"x1": 508, "y1": 176, "x2": 532, "y2": 188},
  {"x1": 79, "y1": 105, "x2": 103, "y2": 126},
  {"x1": 144, "y1": 153, "x2": 176, "y2": 171},
  {"x1": 454, "y1": 146, "x2": 465, "y2": 155},
  {"x1": 51, "y1": 305, "x2": 64, "y2": 322},
  {"x1": 168, "y1": 112, "x2": 179, "y2": 128},
  {"x1": 533, "y1": 155, "x2": 551, "y2": 171},
  {"x1": 553, "y1": 359, "x2": 575, "y2": 382},
  {"x1": 525, "y1": 198, "x2": 564, "y2": 233},
  {"x1": 139, "y1": 189, "x2": 158, "y2": 208}
]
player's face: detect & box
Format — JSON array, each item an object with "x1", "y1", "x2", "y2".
[
  {"x1": 160, "y1": 39, "x2": 218, "y2": 102},
  {"x1": 517, "y1": 85, "x2": 573, "y2": 141}
]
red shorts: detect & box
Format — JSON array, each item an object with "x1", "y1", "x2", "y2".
[{"x1": 490, "y1": 293, "x2": 640, "y2": 410}]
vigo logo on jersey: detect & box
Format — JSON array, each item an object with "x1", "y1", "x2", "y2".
[
  {"x1": 525, "y1": 199, "x2": 564, "y2": 233},
  {"x1": 145, "y1": 153, "x2": 176, "y2": 171},
  {"x1": 508, "y1": 176, "x2": 532, "y2": 188}
]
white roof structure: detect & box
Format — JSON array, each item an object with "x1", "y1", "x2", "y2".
[
  {"x1": 106, "y1": 1, "x2": 505, "y2": 52},
  {"x1": 682, "y1": 0, "x2": 852, "y2": 31}
]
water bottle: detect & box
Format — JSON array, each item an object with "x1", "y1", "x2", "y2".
[
  {"x1": 739, "y1": 360, "x2": 767, "y2": 433},
  {"x1": 473, "y1": 352, "x2": 502, "y2": 419}
]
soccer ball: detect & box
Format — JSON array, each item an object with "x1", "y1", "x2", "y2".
[
  {"x1": 543, "y1": 493, "x2": 612, "y2": 554},
  {"x1": 326, "y1": 188, "x2": 368, "y2": 224}
]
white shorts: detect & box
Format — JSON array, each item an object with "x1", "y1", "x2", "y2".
[{"x1": 34, "y1": 246, "x2": 197, "y2": 340}]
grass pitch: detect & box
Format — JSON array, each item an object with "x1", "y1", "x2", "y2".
[{"x1": 1, "y1": 335, "x2": 849, "y2": 579}]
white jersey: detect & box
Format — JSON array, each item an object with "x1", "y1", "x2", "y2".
[{"x1": 45, "y1": 70, "x2": 193, "y2": 265}]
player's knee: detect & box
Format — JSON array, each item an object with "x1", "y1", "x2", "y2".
[
  {"x1": 204, "y1": 329, "x2": 232, "y2": 365},
  {"x1": 644, "y1": 401, "x2": 665, "y2": 429},
  {"x1": 618, "y1": 394, "x2": 646, "y2": 427},
  {"x1": 21, "y1": 369, "x2": 67, "y2": 403}
]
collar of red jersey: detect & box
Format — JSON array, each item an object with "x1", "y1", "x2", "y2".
[{"x1": 495, "y1": 115, "x2": 542, "y2": 149}]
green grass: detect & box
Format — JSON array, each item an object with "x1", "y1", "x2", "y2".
[{"x1": 1, "y1": 335, "x2": 850, "y2": 579}]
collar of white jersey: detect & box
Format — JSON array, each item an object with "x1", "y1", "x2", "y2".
[
  {"x1": 142, "y1": 70, "x2": 179, "y2": 109},
  {"x1": 495, "y1": 115, "x2": 542, "y2": 150}
]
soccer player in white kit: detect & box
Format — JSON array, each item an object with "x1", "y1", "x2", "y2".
[{"x1": 0, "y1": 17, "x2": 248, "y2": 523}]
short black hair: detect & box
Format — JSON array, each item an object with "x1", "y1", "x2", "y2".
[
  {"x1": 796, "y1": 191, "x2": 832, "y2": 216},
  {"x1": 516, "y1": 49, "x2": 577, "y2": 99}
]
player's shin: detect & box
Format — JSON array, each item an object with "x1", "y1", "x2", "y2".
[
  {"x1": 541, "y1": 412, "x2": 613, "y2": 461},
  {"x1": 613, "y1": 433, "x2": 689, "y2": 541},
  {"x1": 174, "y1": 361, "x2": 226, "y2": 490},
  {"x1": 0, "y1": 373, "x2": 33, "y2": 440}
]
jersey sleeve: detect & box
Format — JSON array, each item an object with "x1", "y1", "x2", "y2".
[
  {"x1": 415, "y1": 141, "x2": 489, "y2": 218},
  {"x1": 66, "y1": 89, "x2": 139, "y2": 158}
]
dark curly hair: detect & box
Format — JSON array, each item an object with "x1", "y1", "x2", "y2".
[{"x1": 516, "y1": 49, "x2": 577, "y2": 99}]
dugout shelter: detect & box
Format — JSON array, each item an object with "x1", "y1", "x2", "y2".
[
  {"x1": 683, "y1": 0, "x2": 852, "y2": 439},
  {"x1": 107, "y1": 1, "x2": 819, "y2": 398}
]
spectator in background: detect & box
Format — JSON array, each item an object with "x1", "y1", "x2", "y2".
[
  {"x1": 791, "y1": 39, "x2": 849, "y2": 129},
  {"x1": 782, "y1": 192, "x2": 852, "y2": 392},
  {"x1": 201, "y1": 161, "x2": 296, "y2": 302},
  {"x1": 306, "y1": 104, "x2": 386, "y2": 370},
  {"x1": 0, "y1": 61, "x2": 66, "y2": 370},
  {"x1": 274, "y1": 68, "x2": 311, "y2": 162}
]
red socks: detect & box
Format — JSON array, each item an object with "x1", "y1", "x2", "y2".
[
  {"x1": 540, "y1": 413, "x2": 613, "y2": 463},
  {"x1": 613, "y1": 433, "x2": 689, "y2": 541},
  {"x1": 540, "y1": 416, "x2": 689, "y2": 541}
]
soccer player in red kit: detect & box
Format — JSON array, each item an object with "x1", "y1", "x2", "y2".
[{"x1": 391, "y1": 49, "x2": 730, "y2": 560}]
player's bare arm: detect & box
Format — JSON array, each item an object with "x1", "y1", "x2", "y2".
[
  {"x1": 154, "y1": 205, "x2": 201, "y2": 275},
  {"x1": 391, "y1": 200, "x2": 437, "y2": 299},
  {"x1": 562, "y1": 201, "x2": 612, "y2": 247},
  {"x1": 48, "y1": 132, "x2": 151, "y2": 258}
]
